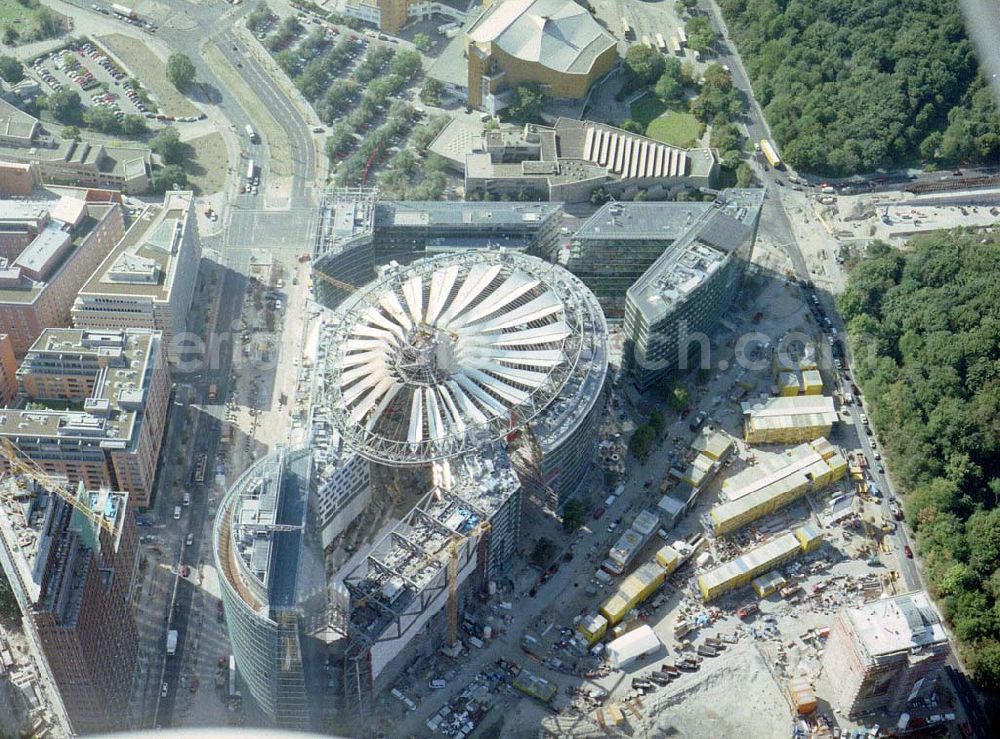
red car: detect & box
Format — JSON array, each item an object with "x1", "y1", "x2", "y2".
[
  {"x1": 181, "y1": 565, "x2": 191, "y2": 577},
  {"x1": 681, "y1": 407, "x2": 692, "y2": 419},
  {"x1": 592, "y1": 506, "x2": 605, "y2": 520},
  {"x1": 904, "y1": 545, "x2": 913, "y2": 559}
]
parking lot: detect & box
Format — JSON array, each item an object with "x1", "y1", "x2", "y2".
[{"x1": 30, "y1": 39, "x2": 153, "y2": 120}]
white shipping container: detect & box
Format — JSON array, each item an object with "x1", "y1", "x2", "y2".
[{"x1": 606, "y1": 624, "x2": 662, "y2": 669}]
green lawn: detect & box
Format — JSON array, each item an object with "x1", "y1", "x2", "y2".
[
  {"x1": 0, "y1": 0, "x2": 31, "y2": 25},
  {"x1": 645, "y1": 112, "x2": 704, "y2": 148},
  {"x1": 629, "y1": 94, "x2": 667, "y2": 128},
  {"x1": 629, "y1": 94, "x2": 704, "y2": 148}
]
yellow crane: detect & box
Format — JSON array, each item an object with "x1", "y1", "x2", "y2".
[
  {"x1": 311, "y1": 269, "x2": 359, "y2": 294},
  {"x1": 0, "y1": 437, "x2": 117, "y2": 536},
  {"x1": 447, "y1": 521, "x2": 491, "y2": 647}
]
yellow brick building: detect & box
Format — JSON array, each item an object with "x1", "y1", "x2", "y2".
[{"x1": 465, "y1": 0, "x2": 618, "y2": 111}]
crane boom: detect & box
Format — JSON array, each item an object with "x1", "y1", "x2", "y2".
[
  {"x1": 0, "y1": 438, "x2": 116, "y2": 536},
  {"x1": 312, "y1": 269, "x2": 359, "y2": 294}
]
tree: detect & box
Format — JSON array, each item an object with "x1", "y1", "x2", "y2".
[
  {"x1": 420, "y1": 78, "x2": 443, "y2": 106},
  {"x1": 246, "y1": 2, "x2": 271, "y2": 34},
  {"x1": 61, "y1": 124, "x2": 80, "y2": 140},
  {"x1": 150, "y1": 164, "x2": 188, "y2": 193},
  {"x1": 389, "y1": 49, "x2": 422, "y2": 79},
  {"x1": 85, "y1": 105, "x2": 122, "y2": 134},
  {"x1": 649, "y1": 409, "x2": 666, "y2": 437},
  {"x1": 46, "y1": 89, "x2": 83, "y2": 125},
  {"x1": 620, "y1": 119, "x2": 644, "y2": 134},
  {"x1": 684, "y1": 15, "x2": 715, "y2": 53},
  {"x1": 629, "y1": 424, "x2": 655, "y2": 458},
  {"x1": 166, "y1": 53, "x2": 196, "y2": 93},
  {"x1": 150, "y1": 127, "x2": 184, "y2": 165},
  {"x1": 663, "y1": 383, "x2": 690, "y2": 412},
  {"x1": 530, "y1": 537, "x2": 558, "y2": 568},
  {"x1": 562, "y1": 499, "x2": 586, "y2": 533},
  {"x1": 735, "y1": 162, "x2": 755, "y2": 187},
  {"x1": 507, "y1": 82, "x2": 544, "y2": 123},
  {"x1": 624, "y1": 45, "x2": 665, "y2": 87},
  {"x1": 0, "y1": 55, "x2": 23, "y2": 83},
  {"x1": 122, "y1": 114, "x2": 148, "y2": 136},
  {"x1": 413, "y1": 33, "x2": 432, "y2": 52},
  {"x1": 655, "y1": 73, "x2": 683, "y2": 103},
  {"x1": 2, "y1": 26, "x2": 18, "y2": 46}
]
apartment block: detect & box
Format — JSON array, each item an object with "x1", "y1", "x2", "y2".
[
  {"x1": 0, "y1": 197, "x2": 123, "y2": 356},
  {"x1": 2, "y1": 328, "x2": 169, "y2": 507},
  {"x1": 72, "y1": 191, "x2": 200, "y2": 363},
  {"x1": 0, "y1": 479, "x2": 139, "y2": 734},
  {"x1": 823, "y1": 591, "x2": 950, "y2": 717}
]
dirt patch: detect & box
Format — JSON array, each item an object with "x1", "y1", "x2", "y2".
[
  {"x1": 200, "y1": 41, "x2": 291, "y2": 178},
  {"x1": 183, "y1": 132, "x2": 228, "y2": 195},
  {"x1": 99, "y1": 33, "x2": 199, "y2": 118}
]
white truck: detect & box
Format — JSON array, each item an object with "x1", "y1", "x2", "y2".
[{"x1": 166, "y1": 629, "x2": 178, "y2": 656}]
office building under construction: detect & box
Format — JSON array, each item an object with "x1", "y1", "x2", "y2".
[
  {"x1": 823, "y1": 591, "x2": 949, "y2": 717},
  {"x1": 0, "y1": 476, "x2": 138, "y2": 734}
]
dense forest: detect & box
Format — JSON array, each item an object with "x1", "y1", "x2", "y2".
[
  {"x1": 839, "y1": 232, "x2": 1000, "y2": 693},
  {"x1": 718, "y1": 0, "x2": 1000, "y2": 175}
]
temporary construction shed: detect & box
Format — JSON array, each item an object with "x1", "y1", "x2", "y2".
[
  {"x1": 606, "y1": 624, "x2": 662, "y2": 669},
  {"x1": 788, "y1": 676, "x2": 817, "y2": 714}
]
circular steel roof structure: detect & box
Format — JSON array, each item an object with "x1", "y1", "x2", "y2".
[{"x1": 322, "y1": 250, "x2": 604, "y2": 465}]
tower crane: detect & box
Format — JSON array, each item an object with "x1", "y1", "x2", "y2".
[
  {"x1": 447, "y1": 521, "x2": 491, "y2": 647},
  {"x1": 0, "y1": 437, "x2": 117, "y2": 536},
  {"x1": 311, "y1": 269, "x2": 359, "y2": 294}
]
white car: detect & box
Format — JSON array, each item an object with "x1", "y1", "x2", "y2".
[{"x1": 160, "y1": 682, "x2": 169, "y2": 698}]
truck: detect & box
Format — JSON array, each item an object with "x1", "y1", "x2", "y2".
[
  {"x1": 245, "y1": 124, "x2": 258, "y2": 143},
  {"x1": 759, "y1": 139, "x2": 782, "y2": 169},
  {"x1": 208, "y1": 383, "x2": 217, "y2": 402},
  {"x1": 246, "y1": 159, "x2": 256, "y2": 184},
  {"x1": 166, "y1": 629, "x2": 178, "y2": 656},
  {"x1": 112, "y1": 4, "x2": 138, "y2": 20}
]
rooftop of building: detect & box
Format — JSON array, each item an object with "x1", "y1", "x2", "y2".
[
  {"x1": 0, "y1": 198, "x2": 116, "y2": 305},
  {"x1": 467, "y1": 118, "x2": 718, "y2": 190},
  {"x1": 575, "y1": 201, "x2": 713, "y2": 241},
  {"x1": 698, "y1": 530, "x2": 802, "y2": 593},
  {"x1": 373, "y1": 200, "x2": 561, "y2": 229},
  {"x1": 1, "y1": 328, "x2": 159, "y2": 449},
  {"x1": 76, "y1": 190, "x2": 193, "y2": 302},
  {"x1": 845, "y1": 591, "x2": 948, "y2": 657},
  {"x1": 0, "y1": 98, "x2": 39, "y2": 143},
  {"x1": 626, "y1": 189, "x2": 764, "y2": 322},
  {"x1": 742, "y1": 394, "x2": 840, "y2": 429},
  {"x1": 344, "y1": 450, "x2": 520, "y2": 637},
  {"x1": 467, "y1": 0, "x2": 616, "y2": 76},
  {"x1": 720, "y1": 438, "x2": 842, "y2": 503}
]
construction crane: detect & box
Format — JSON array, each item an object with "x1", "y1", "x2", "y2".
[
  {"x1": 447, "y1": 521, "x2": 491, "y2": 647},
  {"x1": 0, "y1": 437, "x2": 117, "y2": 536},
  {"x1": 311, "y1": 269, "x2": 359, "y2": 294},
  {"x1": 239, "y1": 522, "x2": 303, "y2": 533}
]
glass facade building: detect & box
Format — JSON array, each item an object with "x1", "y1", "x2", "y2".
[{"x1": 623, "y1": 190, "x2": 764, "y2": 391}]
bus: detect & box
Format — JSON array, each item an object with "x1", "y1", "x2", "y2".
[
  {"x1": 655, "y1": 33, "x2": 667, "y2": 51},
  {"x1": 670, "y1": 37, "x2": 682, "y2": 54},
  {"x1": 621, "y1": 17, "x2": 633, "y2": 40},
  {"x1": 760, "y1": 139, "x2": 782, "y2": 169},
  {"x1": 246, "y1": 159, "x2": 256, "y2": 183},
  {"x1": 245, "y1": 124, "x2": 258, "y2": 143},
  {"x1": 641, "y1": 35, "x2": 652, "y2": 49},
  {"x1": 112, "y1": 4, "x2": 138, "y2": 20},
  {"x1": 676, "y1": 26, "x2": 687, "y2": 46}
]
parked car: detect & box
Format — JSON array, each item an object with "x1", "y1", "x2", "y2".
[{"x1": 904, "y1": 545, "x2": 913, "y2": 559}]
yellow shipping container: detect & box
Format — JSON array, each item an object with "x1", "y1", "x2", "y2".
[
  {"x1": 801, "y1": 369, "x2": 823, "y2": 395},
  {"x1": 778, "y1": 372, "x2": 801, "y2": 396},
  {"x1": 656, "y1": 544, "x2": 681, "y2": 575},
  {"x1": 577, "y1": 612, "x2": 608, "y2": 645},
  {"x1": 600, "y1": 561, "x2": 666, "y2": 625},
  {"x1": 795, "y1": 524, "x2": 824, "y2": 553}
]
